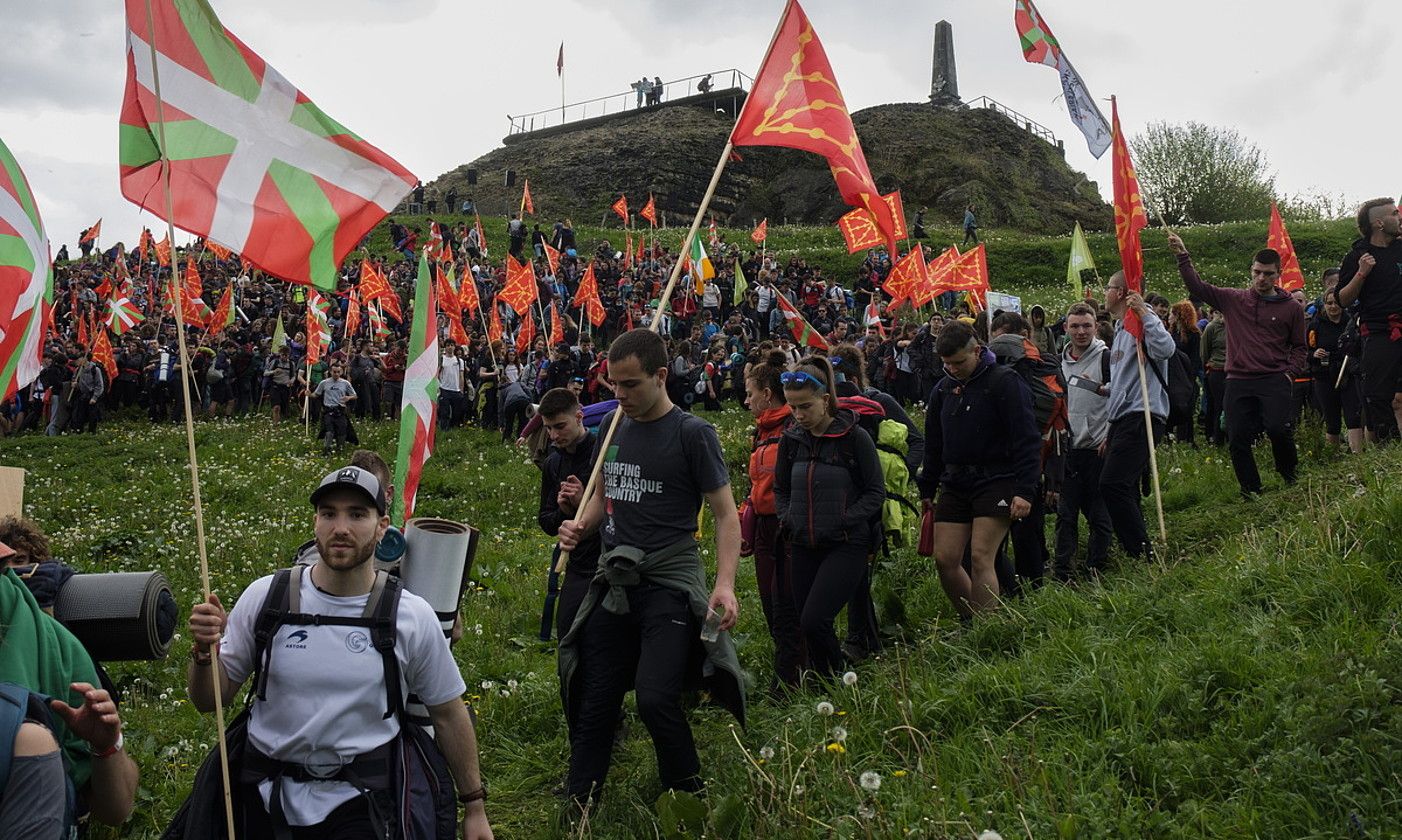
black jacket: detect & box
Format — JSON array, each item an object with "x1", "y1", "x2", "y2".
[
  {"x1": 919, "y1": 358, "x2": 1041, "y2": 502},
  {"x1": 539, "y1": 431, "x2": 601, "y2": 573},
  {"x1": 774, "y1": 409, "x2": 886, "y2": 548}
]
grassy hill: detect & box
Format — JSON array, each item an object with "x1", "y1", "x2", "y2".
[
  {"x1": 3, "y1": 405, "x2": 1398, "y2": 838},
  {"x1": 423, "y1": 102, "x2": 1110, "y2": 234}
]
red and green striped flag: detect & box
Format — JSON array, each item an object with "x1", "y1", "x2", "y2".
[
  {"x1": 106, "y1": 282, "x2": 146, "y2": 335},
  {"x1": 775, "y1": 292, "x2": 829, "y2": 352},
  {"x1": 0, "y1": 136, "x2": 54, "y2": 400},
  {"x1": 306, "y1": 290, "x2": 331, "y2": 365},
  {"x1": 393, "y1": 256, "x2": 439, "y2": 524},
  {"x1": 120, "y1": 0, "x2": 416, "y2": 290}
]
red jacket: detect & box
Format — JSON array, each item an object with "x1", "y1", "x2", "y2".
[{"x1": 746, "y1": 405, "x2": 791, "y2": 516}]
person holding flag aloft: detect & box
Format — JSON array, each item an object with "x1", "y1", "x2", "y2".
[{"x1": 1099, "y1": 273, "x2": 1176, "y2": 560}]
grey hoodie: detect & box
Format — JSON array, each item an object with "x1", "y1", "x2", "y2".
[
  {"x1": 1106, "y1": 308, "x2": 1176, "y2": 422},
  {"x1": 1061, "y1": 338, "x2": 1109, "y2": 449}
]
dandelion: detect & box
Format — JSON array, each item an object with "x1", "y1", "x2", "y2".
[
  {"x1": 860, "y1": 770, "x2": 882, "y2": 792},
  {"x1": 759, "y1": 746, "x2": 775, "y2": 760},
  {"x1": 830, "y1": 726, "x2": 848, "y2": 743},
  {"x1": 792, "y1": 785, "x2": 805, "y2": 796},
  {"x1": 857, "y1": 803, "x2": 876, "y2": 820},
  {"x1": 480, "y1": 680, "x2": 496, "y2": 691},
  {"x1": 816, "y1": 701, "x2": 835, "y2": 716},
  {"x1": 506, "y1": 679, "x2": 519, "y2": 691},
  {"x1": 977, "y1": 832, "x2": 1004, "y2": 840},
  {"x1": 842, "y1": 671, "x2": 858, "y2": 686},
  {"x1": 893, "y1": 770, "x2": 907, "y2": 778},
  {"x1": 826, "y1": 742, "x2": 846, "y2": 754}
]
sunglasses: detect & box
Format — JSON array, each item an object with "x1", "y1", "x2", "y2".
[{"x1": 780, "y1": 370, "x2": 827, "y2": 391}]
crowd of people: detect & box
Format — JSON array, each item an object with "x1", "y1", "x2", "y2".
[{"x1": 4, "y1": 196, "x2": 1400, "y2": 836}]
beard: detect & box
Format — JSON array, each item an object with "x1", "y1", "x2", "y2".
[{"x1": 316, "y1": 534, "x2": 377, "y2": 571}]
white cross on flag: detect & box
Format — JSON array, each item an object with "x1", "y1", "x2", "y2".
[{"x1": 120, "y1": 0, "x2": 416, "y2": 290}]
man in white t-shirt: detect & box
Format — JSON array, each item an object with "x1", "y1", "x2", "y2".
[
  {"x1": 187, "y1": 467, "x2": 493, "y2": 839},
  {"x1": 438, "y1": 340, "x2": 466, "y2": 431}
]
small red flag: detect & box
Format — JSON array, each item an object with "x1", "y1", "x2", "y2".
[
  {"x1": 344, "y1": 287, "x2": 362, "y2": 339},
  {"x1": 882, "y1": 247, "x2": 928, "y2": 312},
  {"x1": 522, "y1": 180, "x2": 535, "y2": 216},
  {"x1": 459, "y1": 270, "x2": 481, "y2": 317},
  {"x1": 542, "y1": 242, "x2": 562, "y2": 277},
  {"x1": 1111, "y1": 97, "x2": 1147, "y2": 339},
  {"x1": 488, "y1": 301, "x2": 503, "y2": 344},
  {"x1": 81, "y1": 219, "x2": 102, "y2": 244},
  {"x1": 640, "y1": 195, "x2": 657, "y2": 226},
  {"x1": 515, "y1": 311, "x2": 536, "y2": 355},
  {"x1": 549, "y1": 303, "x2": 565, "y2": 346},
  {"x1": 206, "y1": 240, "x2": 231, "y2": 260},
  {"x1": 751, "y1": 219, "x2": 768, "y2": 244},
  {"x1": 1267, "y1": 202, "x2": 1306, "y2": 293},
  {"x1": 499, "y1": 257, "x2": 539, "y2": 315},
  {"x1": 836, "y1": 193, "x2": 908, "y2": 254},
  {"x1": 93, "y1": 328, "x2": 117, "y2": 381},
  {"x1": 611, "y1": 195, "x2": 629, "y2": 224}
]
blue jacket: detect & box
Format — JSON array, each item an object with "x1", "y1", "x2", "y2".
[{"x1": 918, "y1": 358, "x2": 1041, "y2": 502}]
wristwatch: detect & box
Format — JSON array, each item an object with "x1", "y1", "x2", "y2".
[{"x1": 94, "y1": 732, "x2": 124, "y2": 759}]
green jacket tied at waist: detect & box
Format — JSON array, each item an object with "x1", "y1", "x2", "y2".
[{"x1": 557, "y1": 538, "x2": 748, "y2": 727}]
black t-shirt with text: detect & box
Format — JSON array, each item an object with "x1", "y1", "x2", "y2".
[{"x1": 594, "y1": 407, "x2": 729, "y2": 551}]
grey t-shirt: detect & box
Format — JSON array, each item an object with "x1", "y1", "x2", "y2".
[
  {"x1": 313, "y1": 377, "x2": 356, "y2": 408},
  {"x1": 596, "y1": 407, "x2": 729, "y2": 551}
]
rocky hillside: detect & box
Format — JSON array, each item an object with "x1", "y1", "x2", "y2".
[{"x1": 425, "y1": 101, "x2": 1111, "y2": 234}]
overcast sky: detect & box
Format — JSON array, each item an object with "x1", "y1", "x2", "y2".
[{"x1": 1, "y1": 0, "x2": 1386, "y2": 255}]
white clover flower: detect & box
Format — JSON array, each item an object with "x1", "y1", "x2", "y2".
[
  {"x1": 842, "y1": 671, "x2": 858, "y2": 686},
  {"x1": 816, "y1": 701, "x2": 835, "y2": 716},
  {"x1": 831, "y1": 726, "x2": 848, "y2": 743},
  {"x1": 759, "y1": 746, "x2": 775, "y2": 760},
  {"x1": 859, "y1": 770, "x2": 881, "y2": 792}
]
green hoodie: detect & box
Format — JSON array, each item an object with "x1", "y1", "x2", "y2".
[{"x1": 0, "y1": 568, "x2": 101, "y2": 787}]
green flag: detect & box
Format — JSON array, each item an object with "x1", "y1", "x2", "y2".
[
  {"x1": 1067, "y1": 221, "x2": 1095, "y2": 299},
  {"x1": 270, "y1": 315, "x2": 287, "y2": 352},
  {"x1": 733, "y1": 261, "x2": 749, "y2": 306}
]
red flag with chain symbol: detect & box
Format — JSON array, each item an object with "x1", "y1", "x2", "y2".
[
  {"x1": 731, "y1": 0, "x2": 897, "y2": 254},
  {"x1": 1111, "y1": 97, "x2": 1147, "y2": 339}
]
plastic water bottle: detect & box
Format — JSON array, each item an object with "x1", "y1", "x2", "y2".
[
  {"x1": 700, "y1": 606, "x2": 725, "y2": 643},
  {"x1": 375, "y1": 525, "x2": 406, "y2": 569}
]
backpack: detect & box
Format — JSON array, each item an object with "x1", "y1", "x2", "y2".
[
  {"x1": 162, "y1": 567, "x2": 457, "y2": 840},
  {"x1": 836, "y1": 396, "x2": 918, "y2": 551},
  {"x1": 0, "y1": 682, "x2": 78, "y2": 839},
  {"x1": 988, "y1": 334, "x2": 1069, "y2": 462},
  {"x1": 1148, "y1": 348, "x2": 1198, "y2": 428}
]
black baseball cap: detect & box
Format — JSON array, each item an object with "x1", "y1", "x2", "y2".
[{"x1": 310, "y1": 466, "x2": 387, "y2": 515}]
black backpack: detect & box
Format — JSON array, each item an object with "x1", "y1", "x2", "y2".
[
  {"x1": 163, "y1": 567, "x2": 458, "y2": 840},
  {"x1": 1148, "y1": 348, "x2": 1198, "y2": 428}
]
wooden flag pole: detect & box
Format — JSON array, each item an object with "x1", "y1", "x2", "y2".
[
  {"x1": 303, "y1": 356, "x2": 312, "y2": 433},
  {"x1": 555, "y1": 5, "x2": 785, "y2": 574},
  {"x1": 141, "y1": 2, "x2": 237, "y2": 835},
  {"x1": 1135, "y1": 345, "x2": 1168, "y2": 543},
  {"x1": 555, "y1": 141, "x2": 737, "y2": 574}
]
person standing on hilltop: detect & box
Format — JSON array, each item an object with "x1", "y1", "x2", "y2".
[
  {"x1": 1336, "y1": 197, "x2": 1402, "y2": 441},
  {"x1": 962, "y1": 204, "x2": 979, "y2": 246}
]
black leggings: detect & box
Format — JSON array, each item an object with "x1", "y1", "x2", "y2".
[
  {"x1": 789, "y1": 540, "x2": 871, "y2": 677},
  {"x1": 1314, "y1": 376, "x2": 1364, "y2": 435}
]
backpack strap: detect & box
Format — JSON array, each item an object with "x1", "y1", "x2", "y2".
[
  {"x1": 251, "y1": 567, "x2": 296, "y2": 705},
  {"x1": 365, "y1": 571, "x2": 404, "y2": 721}
]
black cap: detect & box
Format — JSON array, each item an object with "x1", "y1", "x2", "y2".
[{"x1": 310, "y1": 466, "x2": 387, "y2": 515}]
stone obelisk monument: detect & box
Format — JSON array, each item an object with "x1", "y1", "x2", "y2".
[{"x1": 929, "y1": 20, "x2": 962, "y2": 108}]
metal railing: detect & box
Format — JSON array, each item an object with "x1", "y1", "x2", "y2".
[
  {"x1": 507, "y1": 69, "x2": 753, "y2": 137},
  {"x1": 966, "y1": 96, "x2": 1059, "y2": 147}
]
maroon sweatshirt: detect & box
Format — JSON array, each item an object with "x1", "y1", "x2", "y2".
[{"x1": 1177, "y1": 253, "x2": 1307, "y2": 379}]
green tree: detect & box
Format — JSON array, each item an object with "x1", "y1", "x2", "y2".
[{"x1": 1131, "y1": 121, "x2": 1276, "y2": 225}]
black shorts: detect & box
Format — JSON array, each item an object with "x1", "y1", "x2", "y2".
[
  {"x1": 271, "y1": 383, "x2": 290, "y2": 410},
  {"x1": 1361, "y1": 335, "x2": 1402, "y2": 401},
  {"x1": 934, "y1": 479, "x2": 1016, "y2": 523}
]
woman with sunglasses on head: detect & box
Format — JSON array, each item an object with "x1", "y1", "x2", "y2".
[{"x1": 773, "y1": 356, "x2": 886, "y2": 677}]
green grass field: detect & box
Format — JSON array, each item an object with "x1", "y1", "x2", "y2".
[{"x1": 3, "y1": 401, "x2": 1400, "y2": 838}]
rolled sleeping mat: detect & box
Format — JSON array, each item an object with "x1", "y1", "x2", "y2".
[
  {"x1": 52, "y1": 571, "x2": 178, "y2": 661},
  {"x1": 400, "y1": 518, "x2": 480, "y2": 637}
]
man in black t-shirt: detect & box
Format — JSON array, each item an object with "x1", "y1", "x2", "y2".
[
  {"x1": 557, "y1": 329, "x2": 743, "y2": 807},
  {"x1": 1338, "y1": 197, "x2": 1402, "y2": 440}
]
